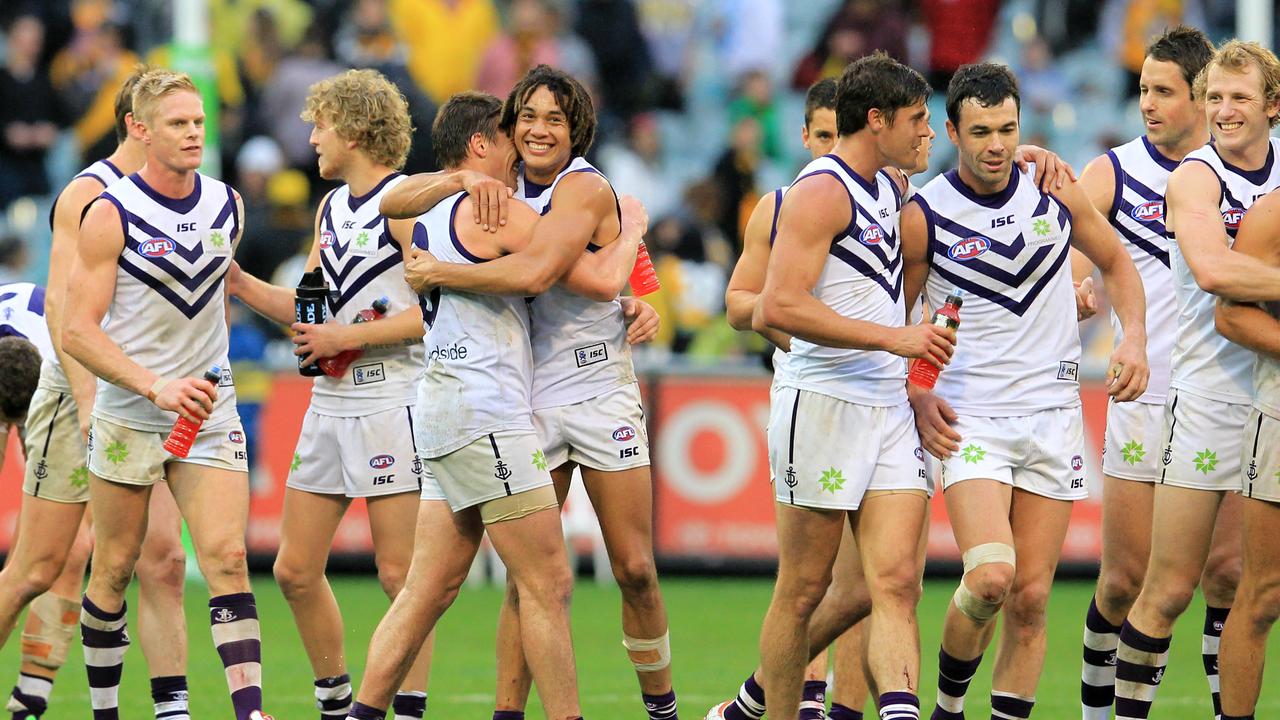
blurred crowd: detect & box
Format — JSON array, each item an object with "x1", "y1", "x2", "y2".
[{"x1": 0, "y1": 0, "x2": 1246, "y2": 368}]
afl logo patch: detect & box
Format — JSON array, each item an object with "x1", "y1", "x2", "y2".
[
  {"x1": 859, "y1": 224, "x2": 885, "y2": 245},
  {"x1": 228, "y1": 430, "x2": 245, "y2": 444},
  {"x1": 369, "y1": 454, "x2": 395, "y2": 469},
  {"x1": 1071, "y1": 454, "x2": 1084, "y2": 472},
  {"x1": 948, "y1": 237, "x2": 990, "y2": 261},
  {"x1": 1222, "y1": 207, "x2": 1245, "y2": 229},
  {"x1": 612, "y1": 426, "x2": 636, "y2": 442},
  {"x1": 139, "y1": 238, "x2": 175, "y2": 257},
  {"x1": 1131, "y1": 201, "x2": 1163, "y2": 223},
  {"x1": 320, "y1": 230, "x2": 336, "y2": 249}
]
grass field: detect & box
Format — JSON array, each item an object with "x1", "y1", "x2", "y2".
[{"x1": 2, "y1": 576, "x2": 1276, "y2": 718}]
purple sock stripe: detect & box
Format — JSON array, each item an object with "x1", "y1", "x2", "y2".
[
  {"x1": 210, "y1": 593, "x2": 258, "y2": 623},
  {"x1": 157, "y1": 711, "x2": 189, "y2": 719},
  {"x1": 350, "y1": 701, "x2": 388, "y2": 720},
  {"x1": 229, "y1": 685, "x2": 263, "y2": 720},
  {"x1": 393, "y1": 692, "x2": 427, "y2": 717},
  {"x1": 1113, "y1": 697, "x2": 1152, "y2": 718},
  {"x1": 990, "y1": 694, "x2": 1033, "y2": 717},
  {"x1": 92, "y1": 709, "x2": 120, "y2": 720},
  {"x1": 317, "y1": 674, "x2": 352, "y2": 689},
  {"x1": 743, "y1": 674, "x2": 765, "y2": 704},
  {"x1": 1204, "y1": 605, "x2": 1231, "y2": 628},
  {"x1": 80, "y1": 625, "x2": 129, "y2": 649},
  {"x1": 320, "y1": 693, "x2": 353, "y2": 711},
  {"x1": 1119, "y1": 622, "x2": 1171, "y2": 653},
  {"x1": 1086, "y1": 596, "x2": 1122, "y2": 633},
  {"x1": 1082, "y1": 645, "x2": 1114, "y2": 666},
  {"x1": 85, "y1": 664, "x2": 124, "y2": 689},
  {"x1": 1080, "y1": 682, "x2": 1114, "y2": 706},
  {"x1": 81, "y1": 597, "x2": 126, "y2": 623},
  {"x1": 1115, "y1": 658, "x2": 1166, "y2": 685},
  {"x1": 804, "y1": 680, "x2": 828, "y2": 701},
  {"x1": 830, "y1": 703, "x2": 864, "y2": 720},
  {"x1": 880, "y1": 692, "x2": 919, "y2": 708},
  {"x1": 150, "y1": 675, "x2": 188, "y2": 698},
  {"x1": 938, "y1": 649, "x2": 983, "y2": 679},
  {"x1": 492, "y1": 712, "x2": 525, "y2": 720},
  {"x1": 215, "y1": 638, "x2": 262, "y2": 667}
]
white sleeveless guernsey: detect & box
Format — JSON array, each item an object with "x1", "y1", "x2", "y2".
[
  {"x1": 766, "y1": 185, "x2": 791, "y2": 384},
  {"x1": 1170, "y1": 139, "x2": 1280, "y2": 404},
  {"x1": 412, "y1": 192, "x2": 536, "y2": 457},
  {"x1": 39, "y1": 159, "x2": 128, "y2": 393},
  {"x1": 95, "y1": 172, "x2": 239, "y2": 432},
  {"x1": 0, "y1": 282, "x2": 53, "y2": 360},
  {"x1": 1256, "y1": 297, "x2": 1280, "y2": 419},
  {"x1": 914, "y1": 168, "x2": 1079, "y2": 416},
  {"x1": 779, "y1": 155, "x2": 908, "y2": 406},
  {"x1": 515, "y1": 157, "x2": 635, "y2": 409},
  {"x1": 1105, "y1": 136, "x2": 1181, "y2": 404},
  {"x1": 312, "y1": 173, "x2": 424, "y2": 416}
]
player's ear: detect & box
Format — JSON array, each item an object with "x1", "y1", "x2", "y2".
[
  {"x1": 469, "y1": 131, "x2": 487, "y2": 159},
  {"x1": 945, "y1": 119, "x2": 959, "y2": 146}
]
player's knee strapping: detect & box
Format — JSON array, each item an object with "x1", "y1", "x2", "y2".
[
  {"x1": 21, "y1": 594, "x2": 80, "y2": 670},
  {"x1": 952, "y1": 542, "x2": 1016, "y2": 622},
  {"x1": 622, "y1": 631, "x2": 671, "y2": 672}
]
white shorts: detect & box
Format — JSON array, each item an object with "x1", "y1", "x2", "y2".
[
  {"x1": 1102, "y1": 400, "x2": 1166, "y2": 482},
  {"x1": 425, "y1": 430, "x2": 553, "y2": 512},
  {"x1": 1241, "y1": 409, "x2": 1280, "y2": 502},
  {"x1": 768, "y1": 388, "x2": 926, "y2": 511},
  {"x1": 533, "y1": 382, "x2": 649, "y2": 473},
  {"x1": 288, "y1": 406, "x2": 423, "y2": 498},
  {"x1": 939, "y1": 407, "x2": 1088, "y2": 501},
  {"x1": 1158, "y1": 389, "x2": 1249, "y2": 491},
  {"x1": 22, "y1": 388, "x2": 89, "y2": 503},
  {"x1": 87, "y1": 417, "x2": 248, "y2": 486}
]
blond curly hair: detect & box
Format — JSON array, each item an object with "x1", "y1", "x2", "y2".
[
  {"x1": 301, "y1": 69, "x2": 413, "y2": 169},
  {"x1": 1194, "y1": 39, "x2": 1280, "y2": 128},
  {"x1": 132, "y1": 70, "x2": 199, "y2": 126}
]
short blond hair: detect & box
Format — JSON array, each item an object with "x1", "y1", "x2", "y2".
[
  {"x1": 132, "y1": 70, "x2": 200, "y2": 125},
  {"x1": 301, "y1": 69, "x2": 412, "y2": 170},
  {"x1": 1194, "y1": 39, "x2": 1280, "y2": 127}
]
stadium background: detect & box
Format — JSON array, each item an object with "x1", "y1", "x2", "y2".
[{"x1": 0, "y1": 0, "x2": 1276, "y2": 717}]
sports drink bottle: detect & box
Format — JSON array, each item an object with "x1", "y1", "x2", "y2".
[{"x1": 907, "y1": 289, "x2": 963, "y2": 390}]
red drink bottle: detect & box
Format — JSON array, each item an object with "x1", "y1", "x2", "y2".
[
  {"x1": 318, "y1": 296, "x2": 390, "y2": 378},
  {"x1": 907, "y1": 289, "x2": 963, "y2": 390},
  {"x1": 628, "y1": 241, "x2": 661, "y2": 296},
  {"x1": 162, "y1": 366, "x2": 223, "y2": 458}
]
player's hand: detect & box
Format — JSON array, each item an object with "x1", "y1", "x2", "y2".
[
  {"x1": 887, "y1": 323, "x2": 955, "y2": 369},
  {"x1": 225, "y1": 260, "x2": 245, "y2": 297},
  {"x1": 1074, "y1": 276, "x2": 1098, "y2": 321},
  {"x1": 1015, "y1": 144, "x2": 1076, "y2": 191},
  {"x1": 622, "y1": 297, "x2": 660, "y2": 344},
  {"x1": 404, "y1": 247, "x2": 439, "y2": 294},
  {"x1": 76, "y1": 403, "x2": 93, "y2": 442},
  {"x1": 908, "y1": 385, "x2": 962, "y2": 459},
  {"x1": 290, "y1": 321, "x2": 350, "y2": 363},
  {"x1": 460, "y1": 170, "x2": 511, "y2": 232},
  {"x1": 152, "y1": 376, "x2": 217, "y2": 422},
  {"x1": 1106, "y1": 338, "x2": 1149, "y2": 402},
  {"x1": 619, "y1": 195, "x2": 649, "y2": 239}
]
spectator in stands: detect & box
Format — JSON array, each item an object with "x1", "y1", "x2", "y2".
[
  {"x1": 1105, "y1": 0, "x2": 1206, "y2": 98},
  {"x1": 334, "y1": 0, "x2": 438, "y2": 172},
  {"x1": 728, "y1": 69, "x2": 783, "y2": 162},
  {"x1": 574, "y1": 0, "x2": 653, "y2": 122},
  {"x1": 258, "y1": 21, "x2": 343, "y2": 174},
  {"x1": 710, "y1": 0, "x2": 782, "y2": 83},
  {"x1": 711, "y1": 115, "x2": 762, "y2": 246},
  {"x1": 49, "y1": 3, "x2": 139, "y2": 165},
  {"x1": 389, "y1": 0, "x2": 498, "y2": 105},
  {"x1": 0, "y1": 235, "x2": 28, "y2": 285},
  {"x1": 791, "y1": 0, "x2": 909, "y2": 90},
  {"x1": 0, "y1": 13, "x2": 64, "y2": 210},
  {"x1": 1017, "y1": 35, "x2": 1071, "y2": 138},
  {"x1": 634, "y1": 0, "x2": 696, "y2": 110},
  {"x1": 918, "y1": 0, "x2": 998, "y2": 88},
  {"x1": 601, "y1": 113, "x2": 681, "y2": 222},
  {"x1": 232, "y1": 136, "x2": 292, "y2": 285},
  {"x1": 475, "y1": 0, "x2": 597, "y2": 100}
]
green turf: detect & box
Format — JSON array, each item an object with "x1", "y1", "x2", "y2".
[{"x1": 2, "y1": 576, "x2": 1276, "y2": 718}]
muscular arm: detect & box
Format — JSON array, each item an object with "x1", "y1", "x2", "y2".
[
  {"x1": 1216, "y1": 189, "x2": 1280, "y2": 360},
  {"x1": 420, "y1": 172, "x2": 617, "y2": 296},
  {"x1": 727, "y1": 192, "x2": 791, "y2": 350},
  {"x1": 233, "y1": 190, "x2": 331, "y2": 325},
  {"x1": 47, "y1": 178, "x2": 108, "y2": 424},
  {"x1": 1168, "y1": 161, "x2": 1280, "y2": 301},
  {"x1": 1070, "y1": 154, "x2": 1116, "y2": 282},
  {"x1": 380, "y1": 168, "x2": 510, "y2": 229},
  {"x1": 900, "y1": 199, "x2": 931, "y2": 318}
]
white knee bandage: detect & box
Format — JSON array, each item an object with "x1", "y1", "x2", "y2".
[
  {"x1": 21, "y1": 594, "x2": 80, "y2": 670},
  {"x1": 952, "y1": 542, "x2": 1016, "y2": 623},
  {"x1": 622, "y1": 631, "x2": 671, "y2": 672}
]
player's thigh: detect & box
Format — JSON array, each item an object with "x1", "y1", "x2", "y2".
[
  {"x1": 276, "y1": 487, "x2": 349, "y2": 576},
  {"x1": 5, "y1": 494, "x2": 85, "y2": 576},
  {"x1": 485, "y1": 505, "x2": 572, "y2": 586},
  {"x1": 405, "y1": 500, "x2": 484, "y2": 593},
  {"x1": 86, "y1": 471, "x2": 152, "y2": 555},
  {"x1": 580, "y1": 463, "x2": 655, "y2": 561},
  {"x1": 165, "y1": 462, "x2": 250, "y2": 557},
  {"x1": 139, "y1": 480, "x2": 184, "y2": 561},
  {"x1": 367, "y1": 490, "x2": 421, "y2": 573},
  {"x1": 855, "y1": 490, "x2": 928, "y2": 590},
  {"x1": 1144, "y1": 483, "x2": 1225, "y2": 588},
  {"x1": 1238, "y1": 496, "x2": 1280, "y2": 599},
  {"x1": 1007, "y1": 488, "x2": 1074, "y2": 591},
  {"x1": 774, "y1": 503, "x2": 845, "y2": 593},
  {"x1": 943, "y1": 477, "x2": 1014, "y2": 552},
  {"x1": 1099, "y1": 472, "x2": 1154, "y2": 581},
  {"x1": 830, "y1": 519, "x2": 867, "y2": 596}
]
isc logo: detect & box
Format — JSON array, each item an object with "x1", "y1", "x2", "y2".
[
  {"x1": 619, "y1": 447, "x2": 640, "y2": 459},
  {"x1": 369, "y1": 454, "x2": 395, "y2": 469},
  {"x1": 859, "y1": 224, "x2": 885, "y2": 245},
  {"x1": 1131, "y1": 201, "x2": 1163, "y2": 222},
  {"x1": 319, "y1": 230, "x2": 336, "y2": 249},
  {"x1": 372, "y1": 474, "x2": 395, "y2": 485},
  {"x1": 612, "y1": 426, "x2": 636, "y2": 442},
  {"x1": 991, "y1": 214, "x2": 1015, "y2": 228},
  {"x1": 948, "y1": 237, "x2": 990, "y2": 261},
  {"x1": 176, "y1": 222, "x2": 198, "y2": 232},
  {"x1": 1222, "y1": 207, "x2": 1245, "y2": 229},
  {"x1": 139, "y1": 238, "x2": 175, "y2": 257}
]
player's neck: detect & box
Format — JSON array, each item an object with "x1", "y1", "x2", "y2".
[
  {"x1": 830, "y1": 135, "x2": 881, "y2": 184},
  {"x1": 1215, "y1": 133, "x2": 1272, "y2": 171},
  {"x1": 1150, "y1": 128, "x2": 1210, "y2": 163},
  {"x1": 342, "y1": 157, "x2": 397, "y2": 199},
  {"x1": 109, "y1": 138, "x2": 147, "y2": 175},
  {"x1": 524, "y1": 158, "x2": 568, "y2": 186},
  {"x1": 138, "y1": 160, "x2": 197, "y2": 198},
  {"x1": 956, "y1": 163, "x2": 1011, "y2": 196}
]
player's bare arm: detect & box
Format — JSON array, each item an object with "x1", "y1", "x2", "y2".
[
  {"x1": 409, "y1": 171, "x2": 617, "y2": 296},
  {"x1": 1067, "y1": 154, "x2": 1119, "y2": 320},
  {"x1": 554, "y1": 194, "x2": 645, "y2": 301},
  {"x1": 1058, "y1": 176, "x2": 1149, "y2": 401},
  {"x1": 379, "y1": 168, "x2": 512, "y2": 231},
  {"x1": 229, "y1": 189, "x2": 334, "y2": 325},
  {"x1": 1216, "y1": 189, "x2": 1280, "y2": 358},
  {"x1": 758, "y1": 173, "x2": 954, "y2": 366},
  {"x1": 900, "y1": 197, "x2": 963, "y2": 459},
  {"x1": 727, "y1": 192, "x2": 791, "y2": 351},
  {"x1": 48, "y1": 176, "x2": 112, "y2": 434},
  {"x1": 63, "y1": 199, "x2": 217, "y2": 422},
  {"x1": 1168, "y1": 160, "x2": 1280, "y2": 301}
]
